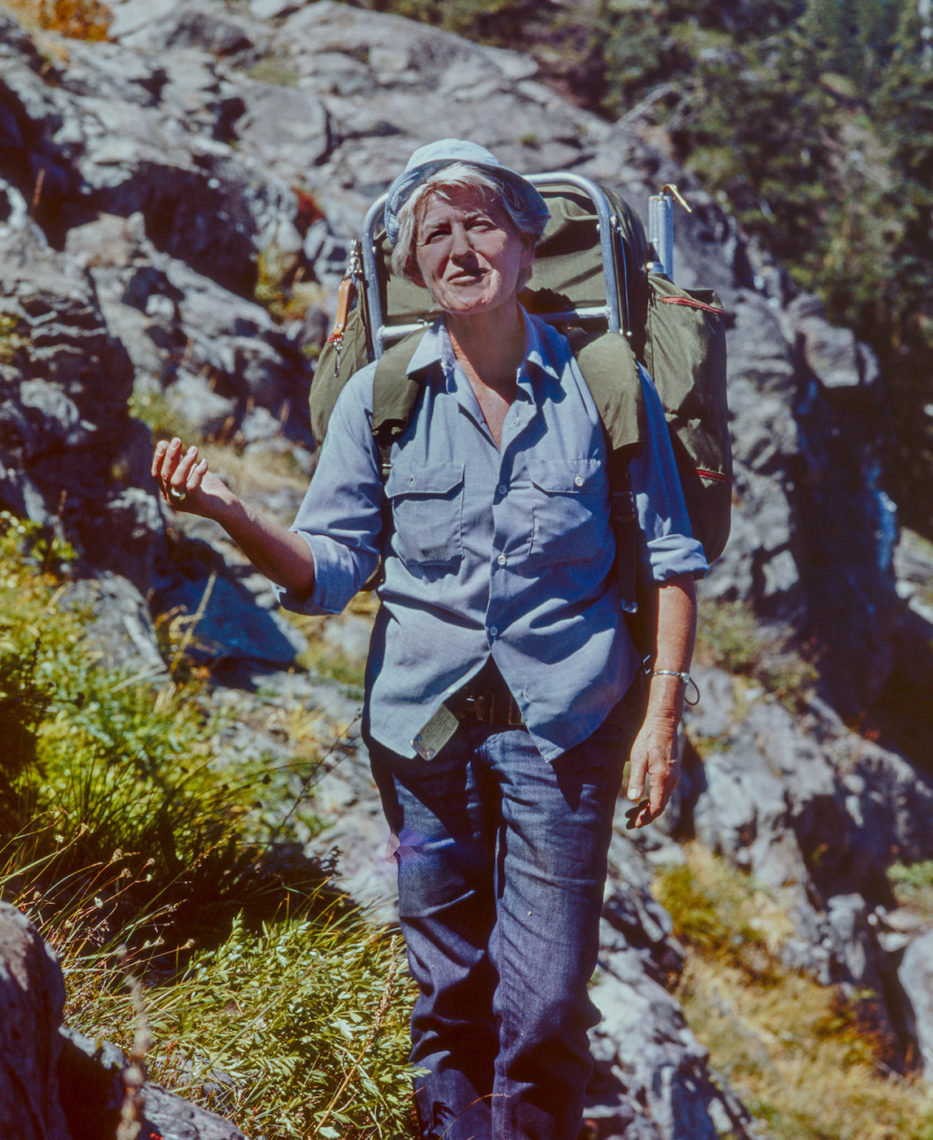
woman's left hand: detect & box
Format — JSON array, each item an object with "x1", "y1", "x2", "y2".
[{"x1": 624, "y1": 710, "x2": 680, "y2": 829}]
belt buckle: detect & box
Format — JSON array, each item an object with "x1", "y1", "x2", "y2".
[{"x1": 462, "y1": 691, "x2": 492, "y2": 723}]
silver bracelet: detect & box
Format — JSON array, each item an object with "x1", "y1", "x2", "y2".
[{"x1": 648, "y1": 668, "x2": 700, "y2": 706}]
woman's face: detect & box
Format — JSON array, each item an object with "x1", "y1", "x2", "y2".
[{"x1": 414, "y1": 185, "x2": 534, "y2": 320}]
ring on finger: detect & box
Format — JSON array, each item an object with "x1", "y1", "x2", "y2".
[{"x1": 168, "y1": 484, "x2": 188, "y2": 505}]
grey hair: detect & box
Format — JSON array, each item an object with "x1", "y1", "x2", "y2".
[{"x1": 389, "y1": 163, "x2": 545, "y2": 286}]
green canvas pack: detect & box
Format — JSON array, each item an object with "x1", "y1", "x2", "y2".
[{"x1": 311, "y1": 176, "x2": 732, "y2": 581}]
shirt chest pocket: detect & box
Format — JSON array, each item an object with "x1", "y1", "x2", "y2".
[
  {"x1": 385, "y1": 460, "x2": 465, "y2": 569},
  {"x1": 528, "y1": 458, "x2": 608, "y2": 563}
]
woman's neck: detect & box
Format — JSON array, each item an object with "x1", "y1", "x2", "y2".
[{"x1": 446, "y1": 304, "x2": 526, "y2": 396}]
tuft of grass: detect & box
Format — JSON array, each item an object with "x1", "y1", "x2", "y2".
[
  {"x1": 255, "y1": 242, "x2": 328, "y2": 325},
  {"x1": 888, "y1": 860, "x2": 933, "y2": 922},
  {"x1": 128, "y1": 386, "x2": 203, "y2": 444},
  {"x1": 136, "y1": 912, "x2": 416, "y2": 1138},
  {"x1": 697, "y1": 599, "x2": 820, "y2": 709},
  {"x1": 655, "y1": 845, "x2": 933, "y2": 1140},
  {"x1": 247, "y1": 57, "x2": 301, "y2": 87}
]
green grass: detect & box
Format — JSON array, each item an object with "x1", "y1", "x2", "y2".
[
  {"x1": 0, "y1": 512, "x2": 418, "y2": 1138},
  {"x1": 697, "y1": 599, "x2": 820, "y2": 709},
  {"x1": 888, "y1": 860, "x2": 933, "y2": 923}
]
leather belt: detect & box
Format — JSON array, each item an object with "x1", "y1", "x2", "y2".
[{"x1": 456, "y1": 661, "x2": 525, "y2": 728}]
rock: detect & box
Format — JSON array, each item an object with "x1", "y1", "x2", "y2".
[
  {"x1": 786, "y1": 293, "x2": 880, "y2": 391},
  {"x1": 150, "y1": 572, "x2": 307, "y2": 673},
  {"x1": 0, "y1": 246, "x2": 164, "y2": 587},
  {"x1": 58, "y1": 1025, "x2": 252, "y2": 1140},
  {"x1": 59, "y1": 572, "x2": 166, "y2": 676},
  {"x1": 899, "y1": 930, "x2": 933, "y2": 1083},
  {"x1": 0, "y1": 904, "x2": 70, "y2": 1140}
]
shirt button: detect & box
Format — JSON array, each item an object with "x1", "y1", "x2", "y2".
[
  {"x1": 573, "y1": 474, "x2": 585, "y2": 487},
  {"x1": 489, "y1": 626, "x2": 499, "y2": 638},
  {"x1": 496, "y1": 553, "x2": 507, "y2": 566},
  {"x1": 498, "y1": 484, "x2": 508, "y2": 496}
]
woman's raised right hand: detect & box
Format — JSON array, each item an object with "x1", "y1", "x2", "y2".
[{"x1": 151, "y1": 437, "x2": 229, "y2": 518}]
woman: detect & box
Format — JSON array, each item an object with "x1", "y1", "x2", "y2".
[{"x1": 152, "y1": 138, "x2": 707, "y2": 1140}]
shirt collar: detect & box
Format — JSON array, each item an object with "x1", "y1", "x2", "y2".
[{"x1": 402, "y1": 309, "x2": 569, "y2": 392}]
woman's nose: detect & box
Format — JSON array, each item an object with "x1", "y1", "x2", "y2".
[{"x1": 449, "y1": 223, "x2": 472, "y2": 258}]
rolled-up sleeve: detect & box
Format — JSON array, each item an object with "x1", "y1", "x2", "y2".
[
  {"x1": 275, "y1": 363, "x2": 384, "y2": 616},
  {"x1": 629, "y1": 364, "x2": 709, "y2": 583}
]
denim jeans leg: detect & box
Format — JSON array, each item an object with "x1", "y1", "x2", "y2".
[
  {"x1": 484, "y1": 719, "x2": 626, "y2": 1140},
  {"x1": 370, "y1": 732, "x2": 500, "y2": 1140}
]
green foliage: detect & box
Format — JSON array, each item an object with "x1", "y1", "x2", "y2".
[
  {"x1": 654, "y1": 849, "x2": 782, "y2": 980},
  {"x1": 671, "y1": 28, "x2": 839, "y2": 279},
  {"x1": 800, "y1": 0, "x2": 903, "y2": 98},
  {"x1": 0, "y1": 515, "x2": 417, "y2": 1136},
  {"x1": 128, "y1": 385, "x2": 200, "y2": 443},
  {"x1": 698, "y1": 600, "x2": 819, "y2": 708},
  {"x1": 355, "y1": 0, "x2": 540, "y2": 40},
  {"x1": 888, "y1": 859, "x2": 933, "y2": 921},
  {"x1": 136, "y1": 914, "x2": 417, "y2": 1138}
]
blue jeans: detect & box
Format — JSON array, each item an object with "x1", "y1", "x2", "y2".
[{"x1": 369, "y1": 699, "x2": 639, "y2": 1140}]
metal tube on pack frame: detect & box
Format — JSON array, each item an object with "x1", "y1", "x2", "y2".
[{"x1": 648, "y1": 192, "x2": 674, "y2": 279}]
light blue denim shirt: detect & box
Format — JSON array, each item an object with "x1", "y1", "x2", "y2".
[{"x1": 279, "y1": 311, "x2": 707, "y2": 762}]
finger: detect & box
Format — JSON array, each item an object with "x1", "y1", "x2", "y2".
[
  {"x1": 169, "y1": 445, "x2": 200, "y2": 493},
  {"x1": 188, "y1": 457, "x2": 209, "y2": 492},
  {"x1": 648, "y1": 763, "x2": 667, "y2": 816},
  {"x1": 156, "y1": 437, "x2": 184, "y2": 485},
  {"x1": 151, "y1": 439, "x2": 168, "y2": 479},
  {"x1": 649, "y1": 756, "x2": 680, "y2": 819},
  {"x1": 626, "y1": 753, "x2": 647, "y2": 802}
]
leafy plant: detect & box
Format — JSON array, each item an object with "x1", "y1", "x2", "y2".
[{"x1": 138, "y1": 912, "x2": 417, "y2": 1138}]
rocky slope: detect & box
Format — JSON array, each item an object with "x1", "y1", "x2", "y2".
[{"x1": 1, "y1": 1, "x2": 932, "y2": 1136}]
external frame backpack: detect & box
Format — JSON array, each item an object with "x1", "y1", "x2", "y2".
[{"x1": 310, "y1": 173, "x2": 732, "y2": 595}]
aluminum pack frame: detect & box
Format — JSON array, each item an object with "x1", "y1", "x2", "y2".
[{"x1": 359, "y1": 171, "x2": 632, "y2": 358}]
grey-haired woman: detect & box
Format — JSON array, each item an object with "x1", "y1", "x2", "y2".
[{"x1": 152, "y1": 138, "x2": 706, "y2": 1140}]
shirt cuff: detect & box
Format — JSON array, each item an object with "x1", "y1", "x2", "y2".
[
  {"x1": 645, "y1": 532, "x2": 709, "y2": 581},
  {"x1": 274, "y1": 532, "x2": 360, "y2": 616}
]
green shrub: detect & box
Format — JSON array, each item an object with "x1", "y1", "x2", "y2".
[
  {"x1": 141, "y1": 912, "x2": 417, "y2": 1138},
  {"x1": 0, "y1": 511, "x2": 418, "y2": 1135}
]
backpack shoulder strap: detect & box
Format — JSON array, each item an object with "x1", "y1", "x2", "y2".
[
  {"x1": 564, "y1": 327, "x2": 646, "y2": 616},
  {"x1": 371, "y1": 328, "x2": 431, "y2": 479},
  {"x1": 565, "y1": 327, "x2": 645, "y2": 454}
]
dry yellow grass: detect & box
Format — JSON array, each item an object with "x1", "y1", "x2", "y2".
[
  {"x1": 656, "y1": 845, "x2": 933, "y2": 1140},
  {"x1": 0, "y1": 0, "x2": 112, "y2": 40}
]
